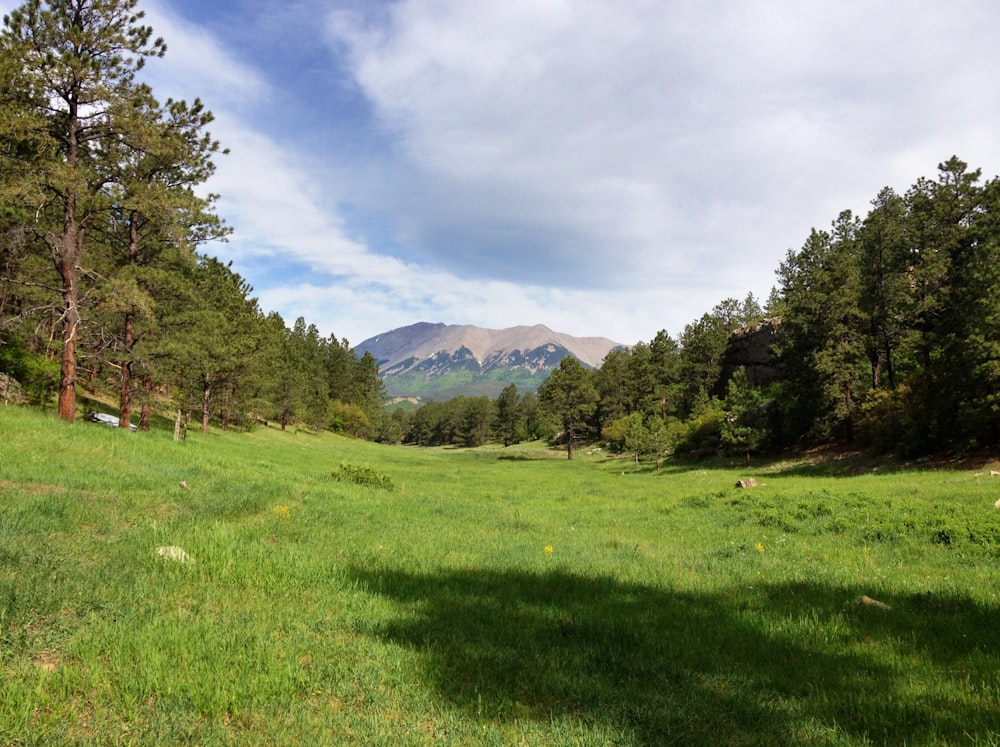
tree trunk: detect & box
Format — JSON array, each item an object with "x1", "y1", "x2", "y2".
[
  {"x1": 844, "y1": 385, "x2": 855, "y2": 442},
  {"x1": 201, "y1": 373, "x2": 211, "y2": 434},
  {"x1": 868, "y1": 342, "x2": 881, "y2": 390},
  {"x1": 57, "y1": 219, "x2": 81, "y2": 422},
  {"x1": 883, "y1": 334, "x2": 896, "y2": 390},
  {"x1": 120, "y1": 311, "x2": 134, "y2": 429},
  {"x1": 140, "y1": 375, "x2": 152, "y2": 431},
  {"x1": 56, "y1": 99, "x2": 82, "y2": 422},
  {"x1": 119, "y1": 213, "x2": 139, "y2": 430},
  {"x1": 120, "y1": 359, "x2": 132, "y2": 427}
]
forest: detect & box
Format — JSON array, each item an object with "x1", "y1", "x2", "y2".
[{"x1": 2, "y1": 1, "x2": 999, "y2": 462}]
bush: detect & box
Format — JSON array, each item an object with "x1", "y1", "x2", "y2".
[
  {"x1": 331, "y1": 463, "x2": 394, "y2": 490},
  {"x1": 0, "y1": 339, "x2": 59, "y2": 406},
  {"x1": 675, "y1": 399, "x2": 725, "y2": 458},
  {"x1": 328, "y1": 400, "x2": 370, "y2": 438}
]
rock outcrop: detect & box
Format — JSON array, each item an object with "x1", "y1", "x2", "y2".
[
  {"x1": 1, "y1": 373, "x2": 25, "y2": 405},
  {"x1": 721, "y1": 318, "x2": 781, "y2": 388}
]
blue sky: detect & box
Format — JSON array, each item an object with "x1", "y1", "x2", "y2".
[{"x1": 8, "y1": 0, "x2": 1000, "y2": 346}]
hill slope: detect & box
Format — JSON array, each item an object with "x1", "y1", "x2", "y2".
[{"x1": 356, "y1": 322, "x2": 623, "y2": 401}]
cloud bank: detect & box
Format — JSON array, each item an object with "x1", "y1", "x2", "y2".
[{"x1": 7, "y1": 0, "x2": 1000, "y2": 347}]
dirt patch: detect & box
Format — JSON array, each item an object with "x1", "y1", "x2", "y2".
[
  {"x1": 1, "y1": 480, "x2": 67, "y2": 495},
  {"x1": 33, "y1": 650, "x2": 59, "y2": 672}
]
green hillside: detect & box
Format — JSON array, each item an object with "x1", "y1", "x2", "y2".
[{"x1": 384, "y1": 365, "x2": 551, "y2": 401}]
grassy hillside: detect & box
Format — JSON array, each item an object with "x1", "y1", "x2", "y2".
[
  {"x1": 383, "y1": 365, "x2": 550, "y2": 401},
  {"x1": 1, "y1": 406, "x2": 998, "y2": 745}
]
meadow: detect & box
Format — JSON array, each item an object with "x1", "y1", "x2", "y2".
[{"x1": 1, "y1": 404, "x2": 998, "y2": 745}]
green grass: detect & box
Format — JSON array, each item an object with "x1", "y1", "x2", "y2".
[{"x1": 1, "y1": 405, "x2": 998, "y2": 745}]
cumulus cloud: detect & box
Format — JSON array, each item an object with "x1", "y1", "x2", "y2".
[{"x1": 325, "y1": 0, "x2": 1000, "y2": 299}]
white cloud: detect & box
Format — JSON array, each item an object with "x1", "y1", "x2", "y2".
[
  {"x1": 325, "y1": 0, "x2": 1000, "y2": 309},
  {"x1": 7, "y1": 0, "x2": 1000, "y2": 348},
  {"x1": 142, "y1": 0, "x2": 273, "y2": 110}
]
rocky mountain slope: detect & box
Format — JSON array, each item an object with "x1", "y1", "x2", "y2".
[{"x1": 356, "y1": 322, "x2": 623, "y2": 401}]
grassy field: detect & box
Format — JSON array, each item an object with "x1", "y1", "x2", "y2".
[{"x1": 1, "y1": 405, "x2": 998, "y2": 745}]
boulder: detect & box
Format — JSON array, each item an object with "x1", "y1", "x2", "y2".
[
  {"x1": 156, "y1": 546, "x2": 194, "y2": 564},
  {"x1": 720, "y1": 318, "x2": 782, "y2": 389},
  {"x1": 1, "y1": 373, "x2": 25, "y2": 405}
]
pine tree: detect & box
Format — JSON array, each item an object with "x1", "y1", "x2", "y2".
[
  {"x1": 1, "y1": 0, "x2": 224, "y2": 422},
  {"x1": 494, "y1": 383, "x2": 521, "y2": 447},
  {"x1": 859, "y1": 187, "x2": 910, "y2": 391},
  {"x1": 538, "y1": 356, "x2": 598, "y2": 460},
  {"x1": 95, "y1": 94, "x2": 227, "y2": 428},
  {"x1": 722, "y1": 367, "x2": 767, "y2": 466},
  {"x1": 1, "y1": 0, "x2": 170, "y2": 420}
]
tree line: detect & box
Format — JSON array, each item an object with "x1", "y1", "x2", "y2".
[
  {"x1": 0, "y1": 0, "x2": 384, "y2": 437},
  {"x1": 398, "y1": 157, "x2": 1000, "y2": 463}
]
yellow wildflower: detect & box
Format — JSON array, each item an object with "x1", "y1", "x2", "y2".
[
  {"x1": 755, "y1": 542, "x2": 765, "y2": 554},
  {"x1": 543, "y1": 545, "x2": 554, "y2": 555}
]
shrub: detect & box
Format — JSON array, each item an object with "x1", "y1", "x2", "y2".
[
  {"x1": 0, "y1": 339, "x2": 59, "y2": 406},
  {"x1": 331, "y1": 463, "x2": 394, "y2": 490}
]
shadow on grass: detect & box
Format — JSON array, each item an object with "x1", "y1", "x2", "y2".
[
  {"x1": 622, "y1": 446, "x2": 988, "y2": 479},
  {"x1": 346, "y1": 566, "x2": 999, "y2": 745}
]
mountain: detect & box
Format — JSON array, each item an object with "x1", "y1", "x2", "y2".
[{"x1": 356, "y1": 322, "x2": 623, "y2": 401}]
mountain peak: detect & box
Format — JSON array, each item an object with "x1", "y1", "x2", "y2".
[{"x1": 356, "y1": 322, "x2": 623, "y2": 400}]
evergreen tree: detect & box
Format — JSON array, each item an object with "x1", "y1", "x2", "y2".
[
  {"x1": 621, "y1": 411, "x2": 648, "y2": 468},
  {"x1": 594, "y1": 347, "x2": 633, "y2": 428},
  {"x1": 958, "y1": 177, "x2": 1000, "y2": 444},
  {"x1": 1, "y1": 0, "x2": 170, "y2": 420},
  {"x1": 722, "y1": 367, "x2": 767, "y2": 465},
  {"x1": 518, "y1": 391, "x2": 545, "y2": 441},
  {"x1": 494, "y1": 383, "x2": 521, "y2": 447},
  {"x1": 644, "y1": 329, "x2": 684, "y2": 421},
  {"x1": 904, "y1": 157, "x2": 993, "y2": 445},
  {"x1": 644, "y1": 415, "x2": 672, "y2": 470},
  {"x1": 678, "y1": 300, "x2": 745, "y2": 415},
  {"x1": 538, "y1": 356, "x2": 598, "y2": 460},
  {"x1": 348, "y1": 350, "x2": 385, "y2": 438},
  {"x1": 458, "y1": 396, "x2": 494, "y2": 447},
  {"x1": 776, "y1": 213, "x2": 867, "y2": 443},
  {"x1": 93, "y1": 94, "x2": 227, "y2": 429},
  {"x1": 859, "y1": 187, "x2": 910, "y2": 390},
  {"x1": 165, "y1": 257, "x2": 262, "y2": 433}
]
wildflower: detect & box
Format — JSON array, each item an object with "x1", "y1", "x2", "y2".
[
  {"x1": 755, "y1": 542, "x2": 765, "y2": 554},
  {"x1": 274, "y1": 504, "x2": 290, "y2": 518},
  {"x1": 544, "y1": 545, "x2": 554, "y2": 555}
]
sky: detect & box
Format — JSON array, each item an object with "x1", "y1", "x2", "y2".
[{"x1": 7, "y1": 0, "x2": 1000, "y2": 347}]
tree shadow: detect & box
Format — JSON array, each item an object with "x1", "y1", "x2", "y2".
[
  {"x1": 346, "y1": 565, "x2": 999, "y2": 745},
  {"x1": 746, "y1": 446, "x2": 1000, "y2": 479}
]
